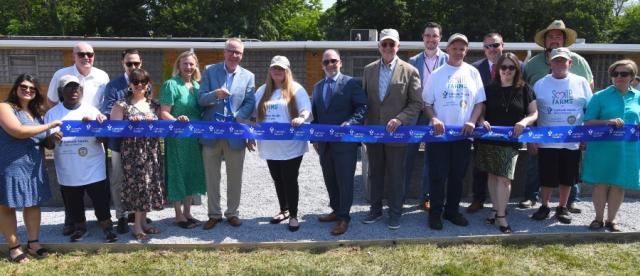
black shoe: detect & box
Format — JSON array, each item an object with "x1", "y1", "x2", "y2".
[
  {"x1": 69, "y1": 228, "x2": 88, "y2": 242},
  {"x1": 555, "y1": 206, "x2": 572, "y2": 224},
  {"x1": 103, "y1": 229, "x2": 118, "y2": 243},
  {"x1": 443, "y1": 212, "x2": 469, "y2": 226},
  {"x1": 567, "y1": 202, "x2": 582, "y2": 214},
  {"x1": 288, "y1": 217, "x2": 300, "y2": 232},
  {"x1": 531, "y1": 205, "x2": 551, "y2": 220},
  {"x1": 62, "y1": 224, "x2": 75, "y2": 236},
  {"x1": 428, "y1": 214, "x2": 443, "y2": 230},
  {"x1": 128, "y1": 213, "x2": 152, "y2": 224},
  {"x1": 518, "y1": 199, "x2": 536, "y2": 209},
  {"x1": 496, "y1": 215, "x2": 512, "y2": 234},
  {"x1": 116, "y1": 217, "x2": 129, "y2": 234}
]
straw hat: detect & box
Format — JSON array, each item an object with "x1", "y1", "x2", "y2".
[{"x1": 534, "y1": 20, "x2": 577, "y2": 48}]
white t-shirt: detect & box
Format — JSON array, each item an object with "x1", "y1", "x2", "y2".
[
  {"x1": 254, "y1": 82, "x2": 311, "y2": 160},
  {"x1": 45, "y1": 103, "x2": 106, "y2": 186},
  {"x1": 47, "y1": 65, "x2": 110, "y2": 108},
  {"x1": 534, "y1": 73, "x2": 592, "y2": 149},
  {"x1": 423, "y1": 63, "x2": 486, "y2": 125}
]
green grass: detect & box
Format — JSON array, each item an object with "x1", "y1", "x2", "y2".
[{"x1": 1, "y1": 242, "x2": 640, "y2": 275}]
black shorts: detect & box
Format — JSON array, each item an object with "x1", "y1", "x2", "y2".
[{"x1": 538, "y1": 148, "x2": 580, "y2": 188}]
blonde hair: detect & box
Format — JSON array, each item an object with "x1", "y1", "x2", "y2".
[
  {"x1": 608, "y1": 59, "x2": 638, "y2": 78},
  {"x1": 172, "y1": 51, "x2": 201, "y2": 82},
  {"x1": 257, "y1": 67, "x2": 298, "y2": 122}
]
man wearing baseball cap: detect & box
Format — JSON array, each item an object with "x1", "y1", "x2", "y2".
[
  {"x1": 361, "y1": 28, "x2": 422, "y2": 230},
  {"x1": 423, "y1": 33, "x2": 486, "y2": 230},
  {"x1": 530, "y1": 47, "x2": 592, "y2": 225}
]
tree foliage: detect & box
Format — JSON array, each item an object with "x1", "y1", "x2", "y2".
[{"x1": 611, "y1": 3, "x2": 640, "y2": 43}]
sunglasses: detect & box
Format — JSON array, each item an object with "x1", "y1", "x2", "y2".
[
  {"x1": 610, "y1": 71, "x2": 632, "y2": 78},
  {"x1": 76, "y1": 52, "x2": 95, "y2": 58},
  {"x1": 19, "y1": 84, "x2": 37, "y2": 93},
  {"x1": 380, "y1": 42, "x2": 396, "y2": 48},
  {"x1": 500, "y1": 65, "x2": 517, "y2": 71},
  {"x1": 322, "y1": 59, "x2": 339, "y2": 66},
  {"x1": 131, "y1": 79, "x2": 149, "y2": 86},
  {"x1": 483, "y1": 43, "x2": 501, "y2": 49},
  {"x1": 126, "y1": 61, "x2": 141, "y2": 68}
]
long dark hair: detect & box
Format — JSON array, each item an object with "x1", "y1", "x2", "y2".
[
  {"x1": 5, "y1": 73, "x2": 46, "y2": 117},
  {"x1": 489, "y1": 52, "x2": 525, "y2": 89}
]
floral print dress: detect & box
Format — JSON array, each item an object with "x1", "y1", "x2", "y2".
[{"x1": 118, "y1": 99, "x2": 165, "y2": 212}]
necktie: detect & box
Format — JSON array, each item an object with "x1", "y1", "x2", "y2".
[
  {"x1": 490, "y1": 63, "x2": 496, "y2": 81},
  {"x1": 324, "y1": 78, "x2": 334, "y2": 109}
]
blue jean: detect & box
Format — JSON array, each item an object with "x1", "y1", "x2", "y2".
[
  {"x1": 404, "y1": 142, "x2": 430, "y2": 202},
  {"x1": 428, "y1": 140, "x2": 471, "y2": 215}
]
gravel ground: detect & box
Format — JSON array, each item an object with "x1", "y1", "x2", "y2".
[{"x1": 15, "y1": 145, "x2": 640, "y2": 244}]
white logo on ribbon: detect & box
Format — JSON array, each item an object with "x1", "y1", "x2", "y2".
[
  {"x1": 547, "y1": 130, "x2": 552, "y2": 136},
  {"x1": 329, "y1": 129, "x2": 334, "y2": 135},
  {"x1": 309, "y1": 128, "x2": 314, "y2": 134},
  {"x1": 188, "y1": 125, "x2": 194, "y2": 131},
  {"x1": 369, "y1": 130, "x2": 374, "y2": 135},
  {"x1": 66, "y1": 124, "x2": 72, "y2": 130},
  {"x1": 85, "y1": 124, "x2": 91, "y2": 130},
  {"x1": 249, "y1": 127, "x2": 255, "y2": 133},
  {"x1": 349, "y1": 129, "x2": 354, "y2": 135},
  {"x1": 229, "y1": 126, "x2": 234, "y2": 132},
  {"x1": 567, "y1": 129, "x2": 573, "y2": 135},
  {"x1": 269, "y1": 127, "x2": 275, "y2": 133},
  {"x1": 168, "y1": 125, "x2": 173, "y2": 131},
  {"x1": 128, "y1": 125, "x2": 133, "y2": 130},
  {"x1": 208, "y1": 125, "x2": 214, "y2": 131},
  {"x1": 588, "y1": 129, "x2": 593, "y2": 135},
  {"x1": 148, "y1": 124, "x2": 153, "y2": 130},
  {"x1": 107, "y1": 125, "x2": 112, "y2": 131}
]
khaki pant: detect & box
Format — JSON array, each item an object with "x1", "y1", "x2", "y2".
[{"x1": 202, "y1": 141, "x2": 245, "y2": 219}]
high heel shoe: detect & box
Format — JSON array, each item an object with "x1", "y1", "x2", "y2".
[
  {"x1": 496, "y1": 215, "x2": 512, "y2": 234},
  {"x1": 485, "y1": 209, "x2": 497, "y2": 225}
]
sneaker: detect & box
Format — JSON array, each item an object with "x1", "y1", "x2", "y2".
[
  {"x1": 567, "y1": 202, "x2": 582, "y2": 214},
  {"x1": 362, "y1": 212, "x2": 383, "y2": 224},
  {"x1": 428, "y1": 214, "x2": 443, "y2": 230},
  {"x1": 116, "y1": 217, "x2": 129, "y2": 234},
  {"x1": 388, "y1": 217, "x2": 400, "y2": 230},
  {"x1": 69, "y1": 228, "x2": 88, "y2": 242},
  {"x1": 443, "y1": 212, "x2": 469, "y2": 226},
  {"x1": 518, "y1": 199, "x2": 537, "y2": 209},
  {"x1": 62, "y1": 224, "x2": 75, "y2": 236},
  {"x1": 103, "y1": 229, "x2": 118, "y2": 243},
  {"x1": 531, "y1": 205, "x2": 551, "y2": 220},
  {"x1": 555, "y1": 206, "x2": 572, "y2": 224}
]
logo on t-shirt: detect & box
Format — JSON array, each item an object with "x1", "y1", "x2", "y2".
[
  {"x1": 552, "y1": 89, "x2": 574, "y2": 105},
  {"x1": 78, "y1": 147, "x2": 88, "y2": 157}
]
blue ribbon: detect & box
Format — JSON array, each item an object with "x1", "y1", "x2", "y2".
[{"x1": 60, "y1": 120, "x2": 640, "y2": 143}]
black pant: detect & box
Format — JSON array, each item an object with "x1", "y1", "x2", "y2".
[
  {"x1": 266, "y1": 156, "x2": 303, "y2": 218},
  {"x1": 60, "y1": 180, "x2": 112, "y2": 224}
]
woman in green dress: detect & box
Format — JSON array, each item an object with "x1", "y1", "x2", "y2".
[{"x1": 159, "y1": 51, "x2": 206, "y2": 229}]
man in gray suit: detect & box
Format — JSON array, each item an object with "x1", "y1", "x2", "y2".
[
  {"x1": 312, "y1": 49, "x2": 368, "y2": 235},
  {"x1": 361, "y1": 29, "x2": 423, "y2": 230},
  {"x1": 198, "y1": 38, "x2": 256, "y2": 229}
]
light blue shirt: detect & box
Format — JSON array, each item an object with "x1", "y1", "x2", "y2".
[{"x1": 379, "y1": 57, "x2": 398, "y2": 101}]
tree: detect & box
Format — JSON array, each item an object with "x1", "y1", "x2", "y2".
[{"x1": 612, "y1": 3, "x2": 640, "y2": 43}]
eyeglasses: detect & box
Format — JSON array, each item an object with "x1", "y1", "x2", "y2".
[
  {"x1": 423, "y1": 34, "x2": 440, "y2": 39},
  {"x1": 380, "y1": 42, "x2": 396, "y2": 48},
  {"x1": 131, "y1": 79, "x2": 149, "y2": 86},
  {"x1": 610, "y1": 71, "x2": 632, "y2": 78},
  {"x1": 225, "y1": 49, "x2": 243, "y2": 56},
  {"x1": 19, "y1": 84, "x2": 37, "y2": 93},
  {"x1": 483, "y1": 43, "x2": 502, "y2": 49},
  {"x1": 126, "y1": 61, "x2": 141, "y2": 68},
  {"x1": 500, "y1": 65, "x2": 517, "y2": 71},
  {"x1": 322, "y1": 59, "x2": 339, "y2": 66},
  {"x1": 76, "y1": 52, "x2": 95, "y2": 58}
]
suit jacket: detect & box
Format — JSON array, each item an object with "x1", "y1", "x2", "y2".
[
  {"x1": 198, "y1": 63, "x2": 256, "y2": 150},
  {"x1": 100, "y1": 74, "x2": 129, "y2": 152},
  {"x1": 311, "y1": 73, "x2": 368, "y2": 154},
  {"x1": 363, "y1": 58, "x2": 423, "y2": 147}
]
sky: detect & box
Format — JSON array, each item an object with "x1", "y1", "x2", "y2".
[{"x1": 322, "y1": 0, "x2": 336, "y2": 10}]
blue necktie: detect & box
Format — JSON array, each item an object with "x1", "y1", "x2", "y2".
[{"x1": 324, "y1": 78, "x2": 334, "y2": 109}]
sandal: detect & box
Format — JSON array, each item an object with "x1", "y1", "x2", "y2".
[
  {"x1": 132, "y1": 232, "x2": 149, "y2": 241},
  {"x1": 496, "y1": 215, "x2": 512, "y2": 234},
  {"x1": 27, "y1": 239, "x2": 49, "y2": 258},
  {"x1": 270, "y1": 211, "x2": 290, "y2": 224},
  {"x1": 485, "y1": 209, "x2": 497, "y2": 225},
  {"x1": 143, "y1": 226, "x2": 161, "y2": 234},
  {"x1": 7, "y1": 244, "x2": 28, "y2": 263},
  {"x1": 589, "y1": 220, "x2": 604, "y2": 230},
  {"x1": 605, "y1": 221, "x2": 622, "y2": 232},
  {"x1": 176, "y1": 220, "x2": 197, "y2": 229},
  {"x1": 186, "y1": 217, "x2": 202, "y2": 226}
]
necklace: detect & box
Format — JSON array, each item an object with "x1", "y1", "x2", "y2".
[
  {"x1": 500, "y1": 86, "x2": 517, "y2": 113},
  {"x1": 423, "y1": 52, "x2": 438, "y2": 75}
]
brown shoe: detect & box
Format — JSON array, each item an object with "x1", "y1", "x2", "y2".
[
  {"x1": 318, "y1": 212, "x2": 338, "y2": 223},
  {"x1": 331, "y1": 220, "x2": 349, "y2": 236},
  {"x1": 421, "y1": 200, "x2": 430, "y2": 211},
  {"x1": 202, "y1": 218, "x2": 222, "y2": 230},
  {"x1": 228, "y1": 216, "x2": 242, "y2": 227},
  {"x1": 466, "y1": 200, "x2": 484, "y2": 213}
]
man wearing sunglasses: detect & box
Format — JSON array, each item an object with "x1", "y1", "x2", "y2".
[
  {"x1": 311, "y1": 49, "x2": 367, "y2": 235},
  {"x1": 523, "y1": 20, "x2": 594, "y2": 214},
  {"x1": 46, "y1": 41, "x2": 110, "y2": 236},
  {"x1": 361, "y1": 29, "x2": 422, "y2": 230},
  {"x1": 99, "y1": 49, "x2": 144, "y2": 234},
  {"x1": 198, "y1": 38, "x2": 256, "y2": 230}
]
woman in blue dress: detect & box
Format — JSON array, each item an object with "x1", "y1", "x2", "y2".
[
  {"x1": 583, "y1": 59, "x2": 640, "y2": 232},
  {"x1": 0, "y1": 74, "x2": 61, "y2": 262}
]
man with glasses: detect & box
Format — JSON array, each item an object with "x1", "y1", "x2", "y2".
[
  {"x1": 100, "y1": 49, "x2": 144, "y2": 234},
  {"x1": 522, "y1": 20, "x2": 594, "y2": 213},
  {"x1": 466, "y1": 33, "x2": 505, "y2": 213},
  {"x1": 361, "y1": 29, "x2": 422, "y2": 230},
  {"x1": 406, "y1": 22, "x2": 449, "y2": 211},
  {"x1": 312, "y1": 49, "x2": 367, "y2": 235},
  {"x1": 46, "y1": 41, "x2": 109, "y2": 236},
  {"x1": 198, "y1": 38, "x2": 256, "y2": 230}
]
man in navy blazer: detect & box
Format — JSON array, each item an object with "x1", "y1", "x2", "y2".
[
  {"x1": 198, "y1": 38, "x2": 256, "y2": 230},
  {"x1": 311, "y1": 49, "x2": 367, "y2": 235}
]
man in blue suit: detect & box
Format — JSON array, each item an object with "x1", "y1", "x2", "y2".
[
  {"x1": 312, "y1": 49, "x2": 367, "y2": 235},
  {"x1": 100, "y1": 48, "x2": 143, "y2": 234},
  {"x1": 198, "y1": 38, "x2": 256, "y2": 230},
  {"x1": 406, "y1": 22, "x2": 448, "y2": 211}
]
